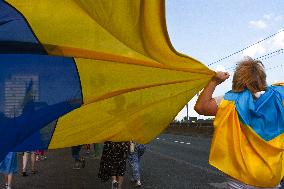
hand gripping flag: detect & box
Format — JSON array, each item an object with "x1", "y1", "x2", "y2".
[
  {"x1": 210, "y1": 83, "x2": 284, "y2": 188},
  {"x1": 0, "y1": 0, "x2": 214, "y2": 160}
]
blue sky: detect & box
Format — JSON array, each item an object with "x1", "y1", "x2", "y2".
[{"x1": 165, "y1": 0, "x2": 284, "y2": 120}]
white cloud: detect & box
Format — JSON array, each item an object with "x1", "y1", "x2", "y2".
[
  {"x1": 240, "y1": 30, "x2": 283, "y2": 59},
  {"x1": 249, "y1": 14, "x2": 283, "y2": 29},
  {"x1": 275, "y1": 16, "x2": 283, "y2": 21},
  {"x1": 263, "y1": 14, "x2": 272, "y2": 20},
  {"x1": 249, "y1": 20, "x2": 267, "y2": 29},
  {"x1": 214, "y1": 65, "x2": 226, "y2": 72},
  {"x1": 242, "y1": 43, "x2": 266, "y2": 57}
]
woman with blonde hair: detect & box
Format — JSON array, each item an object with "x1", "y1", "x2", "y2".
[{"x1": 194, "y1": 57, "x2": 283, "y2": 189}]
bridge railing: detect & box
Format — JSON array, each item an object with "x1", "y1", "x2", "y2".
[{"x1": 164, "y1": 122, "x2": 214, "y2": 137}]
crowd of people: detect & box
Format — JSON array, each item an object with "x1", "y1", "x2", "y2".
[
  {"x1": 0, "y1": 57, "x2": 283, "y2": 189},
  {"x1": 0, "y1": 142, "x2": 147, "y2": 189}
]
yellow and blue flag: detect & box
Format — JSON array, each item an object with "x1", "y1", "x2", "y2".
[
  {"x1": 0, "y1": 0, "x2": 214, "y2": 160},
  {"x1": 210, "y1": 83, "x2": 284, "y2": 187}
]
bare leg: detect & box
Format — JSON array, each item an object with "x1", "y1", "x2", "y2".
[
  {"x1": 4, "y1": 175, "x2": 8, "y2": 186},
  {"x1": 7, "y1": 174, "x2": 13, "y2": 188},
  {"x1": 31, "y1": 152, "x2": 36, "y2": 171},
  {"x1": 111, "y1": 176, "x2": 117, "y2": 181},
  {"x1": 117, "y1": 176, "x2": 124, "y2": 189},
  {"x1": 22, "y1": 152, "x2": 29, "y2": 172}
]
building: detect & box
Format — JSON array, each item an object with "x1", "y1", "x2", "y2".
[{"x1": 4, "y1": 75, "x2": 39, "y2": 118}]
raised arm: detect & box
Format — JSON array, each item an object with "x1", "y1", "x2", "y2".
[{"x1": 194, "y1": 71, "x2": 229, "y2": 116}]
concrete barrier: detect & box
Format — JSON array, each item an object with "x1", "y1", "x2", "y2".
[{"x1": 165, "y1": 122, "x2": 214, "y2": 137}]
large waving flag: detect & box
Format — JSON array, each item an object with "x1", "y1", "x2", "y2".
[
  {"x1": 0, "y1": 0, "x2": 214, "y2": 159},
  {"x1": 210, "y1": 83, "x2": 284, "y2": 188}
]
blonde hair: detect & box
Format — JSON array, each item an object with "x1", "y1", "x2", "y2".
[{"x1": 232, "y1": 57, "x2": 267, "y2": 94}]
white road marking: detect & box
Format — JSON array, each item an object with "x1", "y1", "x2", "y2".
[{"x1": 156, "y1": 138, "x2": 191, "y2": 145}]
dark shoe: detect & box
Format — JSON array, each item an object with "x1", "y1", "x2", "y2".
[
  {"x1": 31, "y1": 169, "x2": 38, "y2": 174},
  {"x1": 22, "y1": 171, "x2": 28, "y2": 177}
]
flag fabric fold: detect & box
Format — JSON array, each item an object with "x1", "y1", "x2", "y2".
[
  {"x1": 210, "y1": 83, "x2": 284, "y2": 188},
  {"x1": 0, "y1": 0, "x2": 214, "y2": 159}
]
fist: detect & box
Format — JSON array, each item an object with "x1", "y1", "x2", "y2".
[{"x1": 213, "y1": 71, "x2": 230, "y2": 84}]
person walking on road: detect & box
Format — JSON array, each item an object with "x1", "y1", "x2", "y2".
[
  {"x1": 0, "y1": 152, "x2": 17, "y2": 189},
  {"x1": 22, "y1": 151, "x2": 37, "y2": 176},
  {"x1": 98, "y1": 141, "x2": 130, "y2": 189},
  {"x1": 71, "y1": 145, "x2": 85, "y2": 170},
  {"x1": 194, "y1": 57, "x2": 283, "y2": 188},
  {"x1": 128, "y1": 142, "x2": 146, "y2": 187}
]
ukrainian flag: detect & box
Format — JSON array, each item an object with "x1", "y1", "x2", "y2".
[
  {"x1": 210, "y1": 83, "x2": 284, "y2": 187},
  {"x1": 0, "y1": 0, "x2": 214, "y2": 160}
]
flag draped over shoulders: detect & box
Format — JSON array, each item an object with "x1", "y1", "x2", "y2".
[
  {"x1": 210, "y1": 83, "x2": 284, "y2": 188},
  {"x1": 0, "y1": 0, "x2": 214, "y2": 160}
]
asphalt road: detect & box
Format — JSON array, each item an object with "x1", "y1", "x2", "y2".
[
  {"x1": 144, "y1": 134, "x2": 226, "y2": 189},
  {"x1": 0, "y1": 134, "x2": 282, "y2": 189}
]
